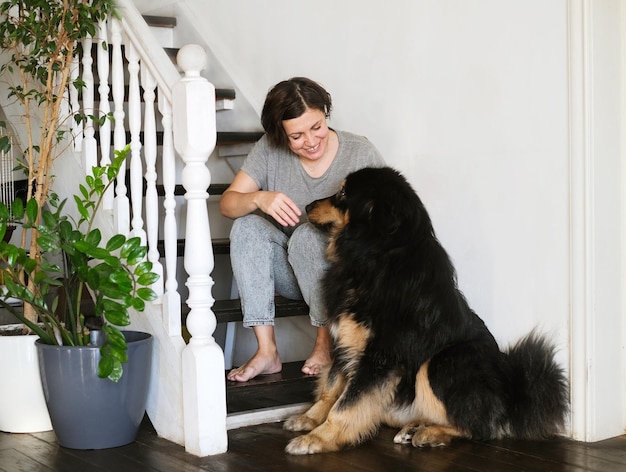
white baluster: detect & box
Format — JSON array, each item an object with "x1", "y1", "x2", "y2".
[
  {"x1": 69, "y1": 54, "x2": 82, "y2": 152},
  {"x1": 111, "y1": 19, "x2": 129, "y2": 235},
  {"x1": 125, "y1": 41, "x2": 146, "y2": 243},
  {"x1": 141, "y1": 63, "x2": 163, "y2": 298},
  {"x1": 173, "y1": 44, "x2": 225, "y2": 456},
  {"x1": 96, "y1": 19, "x2": 113, "y2": 209},
  {"x1": 82, "y1": 34, "x2": 97, "y2": 172},
  {"x1": 158, "y1": 95, "x2": 181, "y2": 335}
]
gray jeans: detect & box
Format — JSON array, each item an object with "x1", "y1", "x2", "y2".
[{"x1": 229, "y1": 214, "x2": 329, "y2": 328}]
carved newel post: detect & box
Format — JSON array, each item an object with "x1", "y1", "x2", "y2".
[{"x1": 173, "y1": 44, "x2": 227, "y2": 456}]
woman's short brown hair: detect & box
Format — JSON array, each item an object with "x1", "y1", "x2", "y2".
[{"x1": 261, "y1": 77, "x2": 333, "y2": 149}]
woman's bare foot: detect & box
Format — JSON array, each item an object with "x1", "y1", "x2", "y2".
[
  {"x1": 227, "y1": 325, "x2": 282, "y2": 382},
  {"x1": 227, "y1": 351, "x2": 282, "y2": 382},
  {"x1": 301, "y1": 326, "x2": 333, "y2": 376}
]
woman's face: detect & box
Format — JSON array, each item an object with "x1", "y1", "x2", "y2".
[{"x1": 282, "y1": 108, "x2": 330, "y2": 161}]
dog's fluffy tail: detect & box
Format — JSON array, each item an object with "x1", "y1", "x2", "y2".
[{"x1": 504, "y1": 331, "x2": 569, "y2": 439}]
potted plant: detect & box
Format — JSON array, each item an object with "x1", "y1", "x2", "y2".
[
  {"x1": 0, "y1": 0, "x2": 158, "y2": 447},
  {"x1": 0, "y1": 147, "x2": 159, "y2": 449}
]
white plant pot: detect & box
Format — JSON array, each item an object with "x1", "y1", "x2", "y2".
[{"x1": 0, "y1": 325, "x2": 53, "y2": 433}]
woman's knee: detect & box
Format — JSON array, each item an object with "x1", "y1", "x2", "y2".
[
  {"x1": 231, "y1": 214, "x2": 263, "y2": 242},
  {"x1": 287, "y1": 223, "x2": 327, "y2": 260}
]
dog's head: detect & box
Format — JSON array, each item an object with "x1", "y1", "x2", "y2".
[{"x1": 306, "y1": 167, "x2": 433, "y2": 259}]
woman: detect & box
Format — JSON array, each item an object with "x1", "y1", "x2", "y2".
[{"x1": 221, "y1": 77, "x2": 384, "y2": 382}]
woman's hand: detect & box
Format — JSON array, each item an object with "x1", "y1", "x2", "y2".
[
  {"x1": 220, "y1": 170, "x2": 301, "y2": 227},
  {"x1": 255, "y1": 191, "x2": 301, "y2": 227}
]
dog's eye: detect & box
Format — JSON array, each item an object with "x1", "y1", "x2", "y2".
[{"x1": 338, "y1": 187, "x2": 346, "y2": 200}]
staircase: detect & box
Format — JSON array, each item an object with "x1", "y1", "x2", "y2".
[
  {"x1": 0, "y1": 0, "x2": 319, "y2": 456},
  {"x1": 138, "y1": 14, "x2": 316, "y2": 404},
  {"x1": 66, "y1": 1, "x2": 315, "y2": 456},
  {"x1": 0, "y1": 4, "x2": 319, "y2": 453}
]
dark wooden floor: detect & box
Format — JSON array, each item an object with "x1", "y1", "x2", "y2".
[{"x1": 2, "y1": 416, "x2": 626, "y2": 471}]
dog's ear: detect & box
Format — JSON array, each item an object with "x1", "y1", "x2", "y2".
[{"x1": 367, "y1": 199, "x2": 402, "y2": 236}]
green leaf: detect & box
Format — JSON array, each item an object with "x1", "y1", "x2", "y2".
[
  {"x1": 97, "y1": 355, "x2": 115, "y2": 380},
  {"x1": 106, "y1": 234, "x2": 126, "y2": 251},
  {"x1": 132, "y1": 298, "x2": 145, "y2": 311},
  {"x1": 104, "y1": 309, "x2": 130, "y2": 326},
  {"x1": 134, "y1": 261, "x2": 153, "y2": 276},
  {"x1": 137, "y1": 287, "x2": 159, "y2": 302},
  {"x1": 74, "y1": 195, "x2": 89, "y2": 222},
  {"x1": 102, "y1": 298, "x2": 127, "y2": 313},
  {"x1": 10, "y1": 198, "x2": 23, "y2": 219},
  {"x1": 105, "y1": 329, "x2": 127, "y2": 350},
  {"x1": 41, "y1": 209, "x2": 57, "y2": 228},
  {"x1": 103, "y1": 255, "x2": 122, "y2": 268},
  {"x1": 25, "y1": 198, "x2": 38, "y2": 224},
  {"x1": 137, "y1": 272, "x2": 160, "y2": 286},
  {"x1": 0, "y1": 135, "x2": 10, "y2": 153},
  {"x1": 86, "y1": 229, "x2": 102, "y2": 246},
  {"x1": 86, "y1": 268, "x2": 100, "y2": 289},
  {"x1": 126, "y1": 246, "x2": 147, "y2": 266},
  {"x1": 120, "y1": 237, "x2": 141, "y2": 259}
]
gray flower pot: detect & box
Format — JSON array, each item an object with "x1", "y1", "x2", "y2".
[{"x1": 36, "y1": 331, "x2": 152, "y2": 449}]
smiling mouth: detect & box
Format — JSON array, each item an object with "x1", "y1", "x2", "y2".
[{"x1": 306, "y1": 143, "x2": 320, "y2": 153}]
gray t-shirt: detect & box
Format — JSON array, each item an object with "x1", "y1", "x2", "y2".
[{"x1": 241, "y1": 129, "x2": 385, "y2": 234}]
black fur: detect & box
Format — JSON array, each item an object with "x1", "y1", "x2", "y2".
[{"x1": 309, "y1": 166, "x2": 568, "y2": 443}]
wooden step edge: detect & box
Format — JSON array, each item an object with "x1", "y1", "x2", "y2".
[
  {"x1": 216, "y1": 88, "x2": 236, "y2": 101},
  {"x1": 95, "y1": 131, "x2": 261, "y2": 147},
  {"x1": 156, "y1": 238, "x2": 229, "y2": 257},
  {"x1": 154, "y1": 183, "x2": 229, "y2": 197},
  {"x1": 181, "y1": 296, "x2": 310, "y2": 324},
  {"x1": 125, "y1": 170, "x2": 229, "y2": 197},
  {"x1": 214, "y1": 296, "x2": 309, "y2": 324},
  {"x1": 226, "y1": 403, "x2": 311, "y2": 431},
  {"x1": 226, "y1": 361, "x2": 317, "y2": 416},
  {"x1": 226, "y1": 361, "x2": 316, "y2": 389},
  {"x1": 90, "y1": 86, "x2": 234, "y2": 103},
  {"x1": 143, "y1": 15, "x2": 177, "y2": 28},
  {"x1": 216, "y1": 131, "x2": 264, "y2": 145}
]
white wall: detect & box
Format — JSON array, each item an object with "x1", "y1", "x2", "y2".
[
  {"x1": 184, "y1": 0, "x2": 573, "y2": 343},
  {"x1": 135, "y1": 0, "x2": 625, "y2": 441}
]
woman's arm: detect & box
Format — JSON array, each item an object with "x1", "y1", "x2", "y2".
[{"x1": 220, "y1": 171, "x2": 301, "y2": 227}]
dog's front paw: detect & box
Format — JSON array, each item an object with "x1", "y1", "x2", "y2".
[
  {"x1": 285, "y1": 433, "x2": 337, "y2": 455},
  {"x1": 393, "y1": 423, "x2": 424, "y2": 444},
  {"x1": 283, "y1": 414, "x2": 318, "y2": 432},
  {"x1": 411, "y1": 426, "x2": 452, "y2": 448}
]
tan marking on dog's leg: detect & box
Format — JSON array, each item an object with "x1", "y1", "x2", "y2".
[
  {"x1": 285, "y1": 313, "x2": 369, "y2": 434},
  {"x1": 412, "y1": 424, "x2": 469, "y2": 447},
  {"x1": 283, "y1": 369, "x2": 346, "y2": 432},
  {"x1": 331, "y1": 314, "x2": 370, "y2": 366},
  {"x1": 394, "y1": 362, "x2": 470, "y2": 447},
  {"x1": 286, "y1": 375, "x2": 399, "y2": 455}
]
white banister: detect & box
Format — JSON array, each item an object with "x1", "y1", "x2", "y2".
[
  {"x1": 96, "y1": 19, "x2": 112, "y2": 209},
  {"x1": 110, "y1": 18, "x2": 129, "y2": 235},
  {"x1": 69, "y1": 56, "x2": 82, "y2": 153},
  {"x1": 125, "y1": 40, "x2": 146, "y2": 243},
  {"x1": 158, "y1": 94, "x2": 182, "y2": 335},
  {"x1": 173, "y1": 44, "x2": 226, "y2": 456},
  {"x1": 141, "y1": 64, "x2": 164, "y2": 298},
  {"x1": 81, "y1": 34, "x2": 97, "y2": 172}
]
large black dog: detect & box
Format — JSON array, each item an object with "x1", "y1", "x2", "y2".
[{"x1": 284, "y1": 166, "x2": 568, "y2": 455}]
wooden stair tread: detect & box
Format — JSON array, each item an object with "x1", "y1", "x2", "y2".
[
  {"x1": 216, "y1": 131, "x2": 264, "y2": 145},
  {"x1": 181, "y1": 296, "x2": 309, "y2": 324},
  {"x1": 226, "y1": 361, "x2": 316, "y2": 414},
  {"x1": 96, "y1": 130, "x2": 262, "y2": 147},
  {"x1": 143, "y1": 15, "x2": 177, "y2": 28},
  {"x1": 91, "y1": 86, "x2": 235, "y2": 103},
  {"x1": 214, "y1": 296, "x2": 309, "y2": 323},
  {"x1": 157, "y1": 237, "x2": 229, "y2": 256}
]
